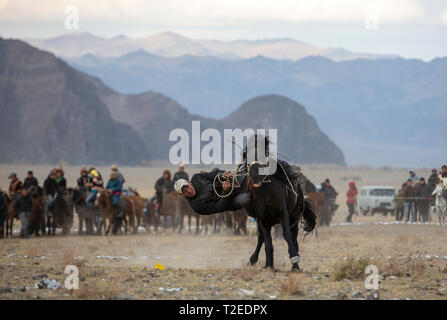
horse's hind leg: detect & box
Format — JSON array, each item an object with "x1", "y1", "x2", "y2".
[{"x1": 249, "y1": 223, "x2": 264, "y2": 265}]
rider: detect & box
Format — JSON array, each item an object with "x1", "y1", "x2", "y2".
[
  {"x1": 106, "y1": 171, "x2": 124, "y2": 218},
  {"x1": 23, "y1": 171, "x2": 39, "y2": 190},
  {"x1": 8, "y1": 172, "x2": 23, "y2": 197},
  {"x1": 55, "y1": 168, "x2": 67, "y2": 190},
  {"x1": 13, "y1": 187, "x2": 32, "y2": 238},
  {"x1": 85, "y1": 168, "x2": 103, "y2": 209},
  {"x1": 154, "y1": 170, "x2": 173, "y2": 207},
  {"x1": 174, "y1": 169, "x2": 249, "y2": 215},
  {"x1": 77, "y1": 166, "x2": 91, "y2": 190},
  {"x1": 111, "y1": 164, "x2": 125, "y2": 184},
  {"x1": 173, "y1": 164, "x2": 189, "y2": 182},
  {"x1": 43, "y1": 170, "x2": 58, "y2": 213}
]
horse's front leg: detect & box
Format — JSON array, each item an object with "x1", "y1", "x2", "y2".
[
  {"x1": 249, "y1": 222, "x2": 264, "y2": 265},
  {"x1": 281, "y1": 211, "x2": 300, "y2": 271},
  {"x1": 258, "y1": 223, "x2": 274, "y2": 269}
]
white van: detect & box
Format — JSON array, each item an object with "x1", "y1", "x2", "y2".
[{"x1": 358, "y1": 186, "x2": 396, "y2": 216}]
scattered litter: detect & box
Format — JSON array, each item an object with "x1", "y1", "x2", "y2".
[
  {"x1": 96, "y1": 255, "x2": 129, "y2": 261},
  {"x1": 352, "y1": 291, "x2": 364, "y2": 298},
  {"x1": 7, "y1": 254, "x2": 15, "y2": 258},
  {"x1": 35, "y1": 278, "x2": 62, "y2": 290},
  {"x1": 155, "y1": 263, "x2": 165, "y2": 270},
  {"x1": 31, "y1": 273, "x2": 48, "y2": 280},
  {"x1": 0, "y1": 287, "x2": 12, "y2": 294},
  {"x1": 367, "y1": 290, "x2": 380, "y2": 300},
  {"x1": 159, "y1": 287, "x2": 183, "y2": 292},
  {"x1": 238, "y1": 288, "x2": 254, "y2": 296}
]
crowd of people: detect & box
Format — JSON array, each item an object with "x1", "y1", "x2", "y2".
[
  {"x1": 0, "y1": 164, "x2": 190, "y2": 238},
  {"x1": 344, "y1": 165, "x2": 447, "y2": 224},
  {"x1": 2, "y1": 163, "x2": 447, "y2": 238}
]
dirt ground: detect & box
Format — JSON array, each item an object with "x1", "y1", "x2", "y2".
[{"x1": 1, "y1": 164, "x2": 446, "y2": 300}]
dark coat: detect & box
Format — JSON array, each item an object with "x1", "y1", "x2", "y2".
[
  {"x1": 106, "y1": 178, "x2": 123, "y2": 193},
  {"x1": 23, "y1": 177, "x2": 39, "y2": 190},
  {"x1": 428, "y1": 174, "x2": 438, "y2": 188},
  {"x1": 77, "y1": 175, "x2": 91, "y2": 189},
  {"x1": 14, "y1": 194, "x2": 32, "y2": 213},
  {"x1": 417, "y1": 183, "x2": 433, "y2": 200},
  {"x1": 186, "y1": 169, "x2": 240, "y2": 215},
  {"x1": 0, "y1": 192, "x2": 8, "y2": 220},
  {"x1": 154, "y1": 177, "x2": 173, "y2": 203},
  {"x1": 403, "y1": 185, "x2": 416, "y2": 202},
  {"x1": 43, "y1": 177, "x2": 58, "y2": 196},
  {"x1": 173, "y1": 171, "x2": 189, "y2": 182},
  {"x1": 55, "y1": 177, "x2": 67, "y2": 190}
]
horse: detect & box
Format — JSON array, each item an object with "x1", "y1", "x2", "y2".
[
  {"x1": 71, "y1": 187, "x2": 98, "y2": 235},
  {"x1": 124, "y1": 190, "x2": 151, "y2": 234},
  {"x1": 5, "y1": 196, "x2": 16, "y2": 237},
  {"x1": 232, "y1": 209, "x2": 248, "y2": 235},
  {"x1": 144, "y1": 198, "x2": 159, "y2": 233},
  {"x1": 177, "y1": 194, "x2": 200, "y2": 234},
  {"x1": 47, "y1": 188, "x2": 71, "y2": 236},
  {"x1": 159, "y1": 190, "x2": 179, "y2": 234},
  {"x1": 244, "y1": 135, "x2": 316, "y2": 271},
  {"x1": 306, "y1": 191, "x2": 325, "y2": 237},
  {"x1": 28, "y1": 186, "x2": 45, "y2": 236},
  {"x1": 97, "y1": 189, "x2": 132, "y2": 235}
]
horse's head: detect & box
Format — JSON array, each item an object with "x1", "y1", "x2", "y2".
[
  {"x1": 248, "y1": 161, "x2": 266, "y2": 188},
  {"x1": 72, "y1": 187, "x2": 85, "y2": 204}
]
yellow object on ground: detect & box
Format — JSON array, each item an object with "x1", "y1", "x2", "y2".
[{"x1": 155, "y1": 263, "x2": 165, "y2": 270}]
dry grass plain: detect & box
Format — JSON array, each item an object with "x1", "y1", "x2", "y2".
[{"x1": 1, "y1": 164, "x2": 446, "y2": 300}]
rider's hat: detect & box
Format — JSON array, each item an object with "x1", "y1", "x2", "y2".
[{"x1": 174, "y1": 179, "x2": 188, "y2": 194}]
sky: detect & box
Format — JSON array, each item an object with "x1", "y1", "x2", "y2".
[{"x1": 1, "y1": 0, "x2": 447, "y2": 60}]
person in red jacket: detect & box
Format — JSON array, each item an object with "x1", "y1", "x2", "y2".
[{"x1": 346, "y1": 181, "x2": 358, "y2": 223}]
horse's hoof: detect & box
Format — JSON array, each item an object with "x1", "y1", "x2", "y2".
[
  {"x1": 263, "y1": 265, "x2": 274, "y2": 272},
  {"x1": 291, "y1": 263, "x2": 301, "y2": 272},
  {"x1": 249, "y1": 256, "x2": 258, "y2": 265}
]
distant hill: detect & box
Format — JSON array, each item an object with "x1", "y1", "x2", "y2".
[
  {"x1": 0, "y1": 39, "x2": 345, "y2": 165},
  {"x1": 64, "y1": 50, "x2": 447, "y2": 166},
  {"x1": 26, "y1": 31, "x2": 397, "y2": 62},
  {"x1": 0, "y1": 38, "x2": 148, "y2": 165}
]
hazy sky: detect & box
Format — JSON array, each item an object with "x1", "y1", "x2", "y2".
[{"x1": 1, "y1": 0, "x2": 447, "y2": 60}]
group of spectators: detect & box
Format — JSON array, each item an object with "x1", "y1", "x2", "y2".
[{"x1": 395, "y1": 166, "x2": 447, "y2": 223}]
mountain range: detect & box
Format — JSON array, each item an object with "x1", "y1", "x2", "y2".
[
  {"x1": 0, "y1": 38, "x2": 345, "y2": 165},
  {"x1": 26, "y1": 31, "x2": 397, "y2": 62},
  {"x1": 61, "y1": 48, "x2": 447, "y2": 167}
]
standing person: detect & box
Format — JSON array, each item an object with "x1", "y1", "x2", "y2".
[
  {"x1": 428, "y1": 169, "x2": 438, "y2": 190},
  {"x1": 417, "y1": 177, "x2": 432, "y2": 222},
  {"x1": 173, "y1": 164, "x2": 189, "y2": 183},
  {"x1": 23, "y1": 171, "x2": 39, "y2": 190},
  {"x1": 395, "y1": 189, "x2": 404, "y2": 221},
  {"x1": 13, "y1": 188, "x2": 32, "y2": 238},
  {"x1": 55, "y1": 168, "x2": 67, "y2": 190},
  {"x1": 321, "y1": 179, "x2": 338, "y2": 217},
  {"x1": 403, "y1": 179, "x2": 416, "y2": 223},
  {"x1": 8, "y1": 172, "x2": 23, "y2": 197},
  {"x1": 0, "y1": 188, "x2": 8, "y2": 238},
  {"x1": 111, "y1": 164, "x2": 125, "y2": 184},
  {"x1": 154, "y1": 170, "x2": 173, "y2": 207},
  {"x1": 346, "y1": 182, "x2": 358, "y2": 223},
  {"x1": 408, "y1": 169, "x2": 419, "y2": 185}
]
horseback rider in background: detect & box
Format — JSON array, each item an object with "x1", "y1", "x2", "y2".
[{"x1": 106, "y1": 170, "x2": 124, "y2": 218}]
